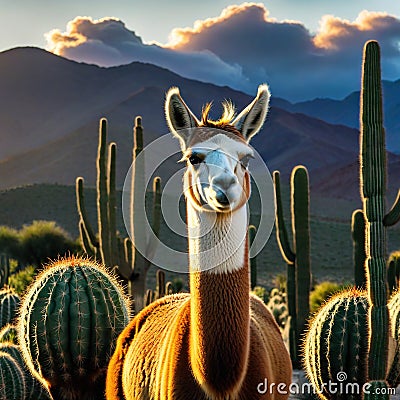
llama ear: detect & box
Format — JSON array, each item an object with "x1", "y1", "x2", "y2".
[
  {"x1": 165, "y1": 87, "x2": 200, "y2": 151},
  {"x1": 232, "y1": 84, "x2": 270, "y2": 142}
]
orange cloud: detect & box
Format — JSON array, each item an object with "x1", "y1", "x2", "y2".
[
  {"x1": 314, "y1": 10, "x2": 400, "y2": 50},
  {"x1": 167, "y1": 3, "x2": 272, "y2": 49}
]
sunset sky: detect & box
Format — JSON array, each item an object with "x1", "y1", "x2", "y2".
[{"x1": 1, "y1": 1, "x2": 399, "y2": 101}]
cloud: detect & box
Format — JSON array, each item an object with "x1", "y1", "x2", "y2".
[
  {"x1": 166, "y1": 4, "x2": 400, "y2": 100},
  {"x1": 45, "y1": 16, "x2": 249, "y2": 92},
  {"x1": 45, "y1": 6, "x2": 400, "y2": 101}
]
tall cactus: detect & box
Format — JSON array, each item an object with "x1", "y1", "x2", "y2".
[
  {"x1": 273, "y1": 165, "x2": 311, "y2": 367},
  {"x1": 18, "y1": 256, "x2": 130, "y2": 400},
  {"x1": 77, "y1": 117, "x2": 162, "y2": 313},
  {"x1": 248, "y1": 225, "x2": 257, "y2": 290},
  {"x1": 351, "y1": 209, "x2": 367, "y2": 289},
  {"x1": 303, "y1": 40, "x2": 400, "y2": 399}
]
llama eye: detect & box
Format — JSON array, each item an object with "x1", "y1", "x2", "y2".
[
  {"x1": 189, "y1": 154, "x2": 203, "y2": 165},
  {"x1": 240, "y1": 155, "x2": 252, "y2": 168}
]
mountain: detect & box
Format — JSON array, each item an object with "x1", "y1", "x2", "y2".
[
  {"x1": 0, "y1": 47, "x2": 399, "y2": 204},
  {"x1": 273, "y1": 80, "x2": 400, "y2": 154}
]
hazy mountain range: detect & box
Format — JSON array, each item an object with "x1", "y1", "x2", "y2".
[{"x1": 0, "y1": 47, "x2": 399, "y2": 203}]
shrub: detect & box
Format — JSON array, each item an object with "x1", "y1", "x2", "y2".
[
  {"x1": 309, "y1": 281, "x2": 347, "y2": 314},
  {"x1": 8, "y1": 266, "x2": 36, "y2": 295},
  {"x1": 18, "y1": 221, "x2": 79, "y2": 267}
]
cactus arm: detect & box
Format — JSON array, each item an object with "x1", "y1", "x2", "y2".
[
  {"x1": 78, "y1": 221, "x2": 96, "y2": 259},
  {"x1": 97, "y1": 118, "x2": 111, "y2": 266},
  {"x1": 108, "y1": 142, "x2": 117, "y2": 267},
  {"x1": 156, "y1": 269, "x2": 166, "y2": 299},
  {"x1": 273, "y1": 170, "x2": 295, "y2": 265},
  {"x1": 76, "y1": 177, "x2": 99, "y2": 249},
  {"x1": 352, "y1": 209, "x2": 367, "y2": 289},
  {"x1": 248, "y1": 225, "x2": 257, "y2": 290},
  {"x1": 384, "y1": 189, "x2": 400, "y2": 227}
]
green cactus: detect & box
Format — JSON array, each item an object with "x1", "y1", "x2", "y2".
[
  {"x1": 18, "y1": 256, "x2": 130, "y2": 400},
  {"x1": 387, "y1": 251, "x2": 400, "y2": 295},
  {"x1": 304, "y1": 289, "x2": 369, "y2": 399},
  {"x1": 0, "y1": 254, "x2": 10, "y2": 288},
  {"x1": 273, "y1": 165, "x2": 311, "y2": 367},
  {"x1": 0, "y1": 350, "x2": 26, "y2": 400},
  {"x1": 77, "y1": 117, "x2": 162, "y2": 313},
  {"x1": 360, "y1": 41, "x2": 400, "y2": 399},
  {"x1": 351, "y1": 209, "x2": 367, "y2": 289},
  {"x1": 0, "y1": 343, "x2": 52, "y2": 399},
  {"x1": 0, "y1": 288, "x2": 20, "y2": 329},
  {"x1": 248, "y1": 225, "x2": 257, "y2": 289},
  {"x1": 304, "y1": 40, "x2": 400, "y2": 400}
]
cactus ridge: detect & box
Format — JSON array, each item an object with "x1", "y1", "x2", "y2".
[
  {"x1": 18, "y1": 256, "x2": 130, "y2": 400},
  {"x1": 304, "y1": 289, "x2": 369, "y2": 399},
  {"x1": 0, "y1": 288, "x2": 20, "y2": 329}
]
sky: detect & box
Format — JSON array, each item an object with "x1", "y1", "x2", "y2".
[{"x1": 1, "y1": 1, "x2": 399, "y2": 101}]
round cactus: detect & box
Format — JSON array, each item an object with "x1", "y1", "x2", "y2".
[
  {"x1": 0, "y1": 350, "x2": 26, "y2": 400},
  {"x1": 0, "y1": 288, "x2": 20, "y2": 328},
  {"x1": 18, "y1": 256, "x2": 131, "y2": 400},
  {"x1": 304, "y1": 289, "x2": 369, "y2": 400},
  {"x1": 0, "y1": 343, "x2": 51, "y2": 399}
]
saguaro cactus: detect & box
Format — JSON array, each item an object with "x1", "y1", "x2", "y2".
[
  {"x1": 274, "y1": 165, "x2": 311, "y2": 366},
  {"x1": 77, "y1": 117, "x2": 162, "y2": 313},
  {"x1": 0, "y1": 254, "x2": 10, "y2": 288},
  {"x1": 388, "y1": 252, "x2": 400, "y2": 295},
  {"x1": 18, "y1": 256, "x2": 130, "y2": 400},
  {"x1": 303, "y1": 40, "x2": 400, "y2": 400}
]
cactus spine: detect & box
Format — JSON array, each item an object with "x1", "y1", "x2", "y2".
[
  {"x1": 0, "y1": 288, "x2": 20, "y2": 329},
  {"x1": 274, "y1": 165, "x2": 311, "y2": 366},
  {"x1": 18, "y1": 256, "x2": 130, "y2": 400},
  {"x1": 352, "y1": 209, "x2": 367, "y2": 289},
  {"x1": 77, "y1": 117, "x2": 162, "y2": 313}
]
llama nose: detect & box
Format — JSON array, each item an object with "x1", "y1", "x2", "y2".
[
  {"x1": 213, "y1": 174, "x2": 236, "y2": 190},
  {"x1": 215, "y1": 190, "x2": 230, "y2": 205}
]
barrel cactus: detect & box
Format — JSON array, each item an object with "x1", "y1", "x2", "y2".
[
  {"x1": 304, "y1": 289, "x2": 369, "y2": 399},
  {"x1": 0, "y1": 287, "x2": 20, "y2": 328},
  {"x1": 18, "y1": 256, "x2": 131, "y2": 400},
  {"x1": 0, "y1": 342, "x2": 51, "y2": 399},
  {"x1": 0, "y1": 350, "x2": 26, "y2": 400}
]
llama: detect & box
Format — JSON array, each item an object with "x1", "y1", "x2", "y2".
[{"x1": 106, "y1": 85, "x2": 292, "y2": 400}]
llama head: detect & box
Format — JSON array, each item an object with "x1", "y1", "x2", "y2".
[{"x1": 165, "y1": 84, "x2": 270, "y2": 213}]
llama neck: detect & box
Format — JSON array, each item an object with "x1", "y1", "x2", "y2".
[{"x1": 188, "y1": 203, "x2": 250, "y2": 397}]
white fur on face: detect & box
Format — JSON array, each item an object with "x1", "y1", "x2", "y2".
[{"x1": 183, "y1": 134, "x2": 253, "y2": 212}]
